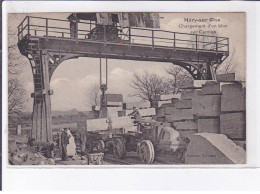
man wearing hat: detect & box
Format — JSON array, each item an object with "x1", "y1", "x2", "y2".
[{"x1": 60, "y1": 128, "x2": 71, "y2": 161}]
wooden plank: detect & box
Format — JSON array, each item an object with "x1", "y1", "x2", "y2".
[
  {"x1": 201, "y1": 81, "x2": 221, "y2": 95},
  {"x1": 220, "y1": 112, "x2": 246, "y2": 139},
  {"x1": 192, "y1": 95, "x2": 221, "y2": 117},
  {"x1": 221, "y1": 83, "x2": 246, "y2": 112},
  {"x1": 174, "y1": 120, "x2": 198, "y2": 130},
  {"x1": 175, "y1": 99, "x2": 192, "y2": 109},
  {"x1": 216, "y1": 73, "x2": 235, "y2": 82},
  {"x1": 198, "y1": 118, "x2": 220, "y2": 133}
]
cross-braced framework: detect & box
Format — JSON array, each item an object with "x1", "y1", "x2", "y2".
[{"x1": 17, "y1": 16, "x2": 229, "y2": 142}]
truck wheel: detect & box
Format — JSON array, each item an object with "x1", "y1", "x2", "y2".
[
  {"x1": 96, "y1": 140, "x2": 105, "y2": 152},
  {"x1": 139, "y1": 140, "x2": 154, "y2": 164},
  {"x1": 113, "y1": 138, "x2": 126, "y2": 159}
]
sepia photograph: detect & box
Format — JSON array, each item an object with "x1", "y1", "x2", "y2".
[{"x1": 7, "y1": 12, "x2": 246, "y2": 166}]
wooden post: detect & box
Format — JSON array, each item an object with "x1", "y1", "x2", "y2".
[
  {"x1": 129, "y1": 26, "x2": 131, "y2": 47},
  {"x1": 195, "y1": 35, "x2": 198, "y2": 51},
  {"x1": 27, "y1": 17, "x2": 30, "y2": 37},
  {"x1": 216, "y1": 37, "x2": 218, "y2": 53},
  {"x1": 173, "y1": 32, "x2": 176, "y2": 49},
  {"x1": 103, "y1": 25, "x2": 106, "y2": 45},
  {"x1": 152, "y1": 30, "x2": 154, "y2": 48}
]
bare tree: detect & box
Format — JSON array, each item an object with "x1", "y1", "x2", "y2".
[
  {"x1": 85, "y1": 83, "x2": 100, "y2": 108},
  {"x1": 8, "y1": 78, "x2": 28, "y2": 114},
  {"x1": 130, "y1": 72, "x2": 171, "y2": 104},
  {"x1": 166, "y1": 66, "x2": 193, "y2": 94},
  {"x1": 8, "y1": 27, "x2": 29, "y2": 114}
]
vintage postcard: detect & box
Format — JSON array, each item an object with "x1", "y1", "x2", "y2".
[{"x1": 7, "y1": 12, "x2": 246, "y2": 166}]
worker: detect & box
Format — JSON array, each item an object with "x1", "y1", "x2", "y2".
[
  {"x1": 60, "y1": 128, "x2": 71, "y2": 161},
  {"x1": 128, "y1": 107, "x2": 142, "y2": 132}
]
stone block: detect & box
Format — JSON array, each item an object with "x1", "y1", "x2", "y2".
[
  {"x1": 123, "y1": 101, "x2": 150, "y2": 110},
  {"x1": 174, "y1": 109, "x2": 194, "y2": 121},
  {"x1": 192, "y1": 95, "x2": 221, "y2": 117},
  {"x1": 221, "y1": 83, "x2": 246, "y2": 112},
  {"x1": 105, "y1": 94, "x2": 123, "y2": 102},
  {"x1": 165, "y1": 115, "x2": 175, "y2": 122},
  {"x1": 158, "y1": 100, "x2": 172, "y2": 107},
  {"x1": 174, "y1": 120, "x2": 198, "y2": 130},
  {"x1": 165, "y1": 107, "x2": 177, "y2": 115},
  {"x1": 185, "y1": 133, "x2": 246, "y2": 164},
  {"x1": 179, "y1": 80, "x2": 208, "y2": 89},
  {"x1": 156, "y1": 107, "x2": 165, "y2": 117},
  {"x1": 159, "y1": 94, "x2": 181, "y2": 100},
  {"x1": 181, "y1": 90, "x2": 194, "y2": 100},
  {"x1": 175, "y1": 99, "x2": 192, "y2": 109},
  {"x1": 138, "y1": 108, "x2": 156, "y2": 117},
  {"x1": 201, "y1": 81, "x2": 221, "y2": 95},
  {"x1": 177, "y1": 129, "x2": 198, "y2": 139},
  {"x1": 198, "y1": 118, "x2": 220, "y2": 133},
  {"x1": 220, "y1": 112, "x2": 246, "y2": 139},
  {"x1": 216, "y1": 73, "x2": 235, "y2": 82},
  {"x1": 232, "y1": 140, "x2": 246, "y2": 150}
]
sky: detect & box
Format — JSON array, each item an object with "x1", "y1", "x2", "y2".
[{"x1": 8, "y1": 12, "x2": 246, "y2": 111}]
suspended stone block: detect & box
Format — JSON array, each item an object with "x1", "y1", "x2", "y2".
[
  {"x1": 198, "y1": 118, "x2": 220, "y2": 133},
  {"x1": 192, "y1": 95, "x2": 221, "y2": 117},
  {"x1": 201, "y1": 81, "x2": 221, "y2": 95},
  {"x1": 174, "y1": 120, "x2": 198, "y2": 130},
  {"x1": 221, "y1": 83, "x2": 246, "y2": 112},
  {"x1": 175, "y1": 99, "x2": 192, "y2": 109},
  {"x1": 185, "y1": 133, "x2": 246, "y2": 164},
  {"x1": 216, "y1": 73, "x2": 235, "y2": 82},
  {"x1": 220, "y1": 112, "x2": 246, "y2": 139}
]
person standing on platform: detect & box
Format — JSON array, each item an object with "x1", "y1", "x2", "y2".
[{"x1": 60, "y1": 128, "x2": 70, "y2": 161}]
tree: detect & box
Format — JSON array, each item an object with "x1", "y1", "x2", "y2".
[
  {"x1": 130, "y1": 72, "x2": 171, "y2": 104},
  {"x1": 8, "y1": 27, "x2": 28, "y2": 114},
  {"x1": 85, "y1": 83, "x2": 100, "y2": 108},
  {"x1": 8, "y1": 78, "x2": 27, "y2": 114},
  {"x1": 166, "y1": 66, "x2": 193, "y2": 94}
]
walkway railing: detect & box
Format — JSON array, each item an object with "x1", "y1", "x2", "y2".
[{"x1": 18, "y1": 16, "x2": 229, "y2": 53}]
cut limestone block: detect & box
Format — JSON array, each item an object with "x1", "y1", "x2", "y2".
[
  {"x1": 221, "y1": 83, "x2": 246, "y2": 112},
  {"x1": 8, "y1": 138, "x2": 17, "y2": 153},
  {"x1": 158, "y1": 100, "x2": 172, "y2": 107},
  {"x1": 177, "y1": 129, "x2": 198, "y2": 139},
  {"x1": 233, "y1": 140, "x2": 246, "y2": 150},
  {"x1": 192, "y1": 95, "x2": 221, "y2": 117},
  {"x1": 123, "y1": 101, "x2": 150, "y2": 110},
  {"x1": 175, "y1": 99, "x2": 192, "y2": 109},
  {"x1": 165, "y1": 115, "x2": 175, "y2": 122},
  {"x1": 181, "y1": 90, "x2": 194, "y2": 100},
  {"x1": 86, "y1": 118, "x2": 108, "y2": 131},
  {"x1": 107, "y1": 101, "x2": 123, "y2": 107},
  {"x1": 174, "y1": 109, "x2": 194, "y2": 121},
  {"x1": 156, "y1": 107, "x2": 165, "y2": 117},
  {"x1": 185, "y1": 133, "x2": 246, "y2": 164},
  {"x1": 220, "y1": 112, "x2": 246, "y2": 139},
  {"x1": 111, "y1": 116, "x2": 134, "y2": 129},
  {"x1": 165, "y1": 107, "x2": 178, "y2": 115},
  {"x1": 138, "y1": 108, "x2": 156, "y2": 117},
  {"x1": 158, "y1": 94, "x2": 181, "y2": 101},
  {"x1": 216, "y1": 73, "x2": 235, "y2": 82},
  {"x1": 107, "y1": 107, "x2": 122, "y2": 118},
  {"x1": 160, "y1": 103, "x2": 175, "y2": 108},
  {"x1": 179, "y1": 80, "x2": 208, "y2": 89},
  {"x1": 174, "y1": 120, "x2": 198, "y2": 130},
  {"x1": 198, "y1": 118, "x2": 220, "y2": 133},
  {"x1": 201, "y1": 81, "x2": 221, "y2": 95}
]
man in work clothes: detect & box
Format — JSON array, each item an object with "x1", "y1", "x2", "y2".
[
  {"x1": 128, "y1": 107, "x2": 142, "y2": 132},
  {"x1": 60, "y1": 128, "x2": 71, "y2": 161}
]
